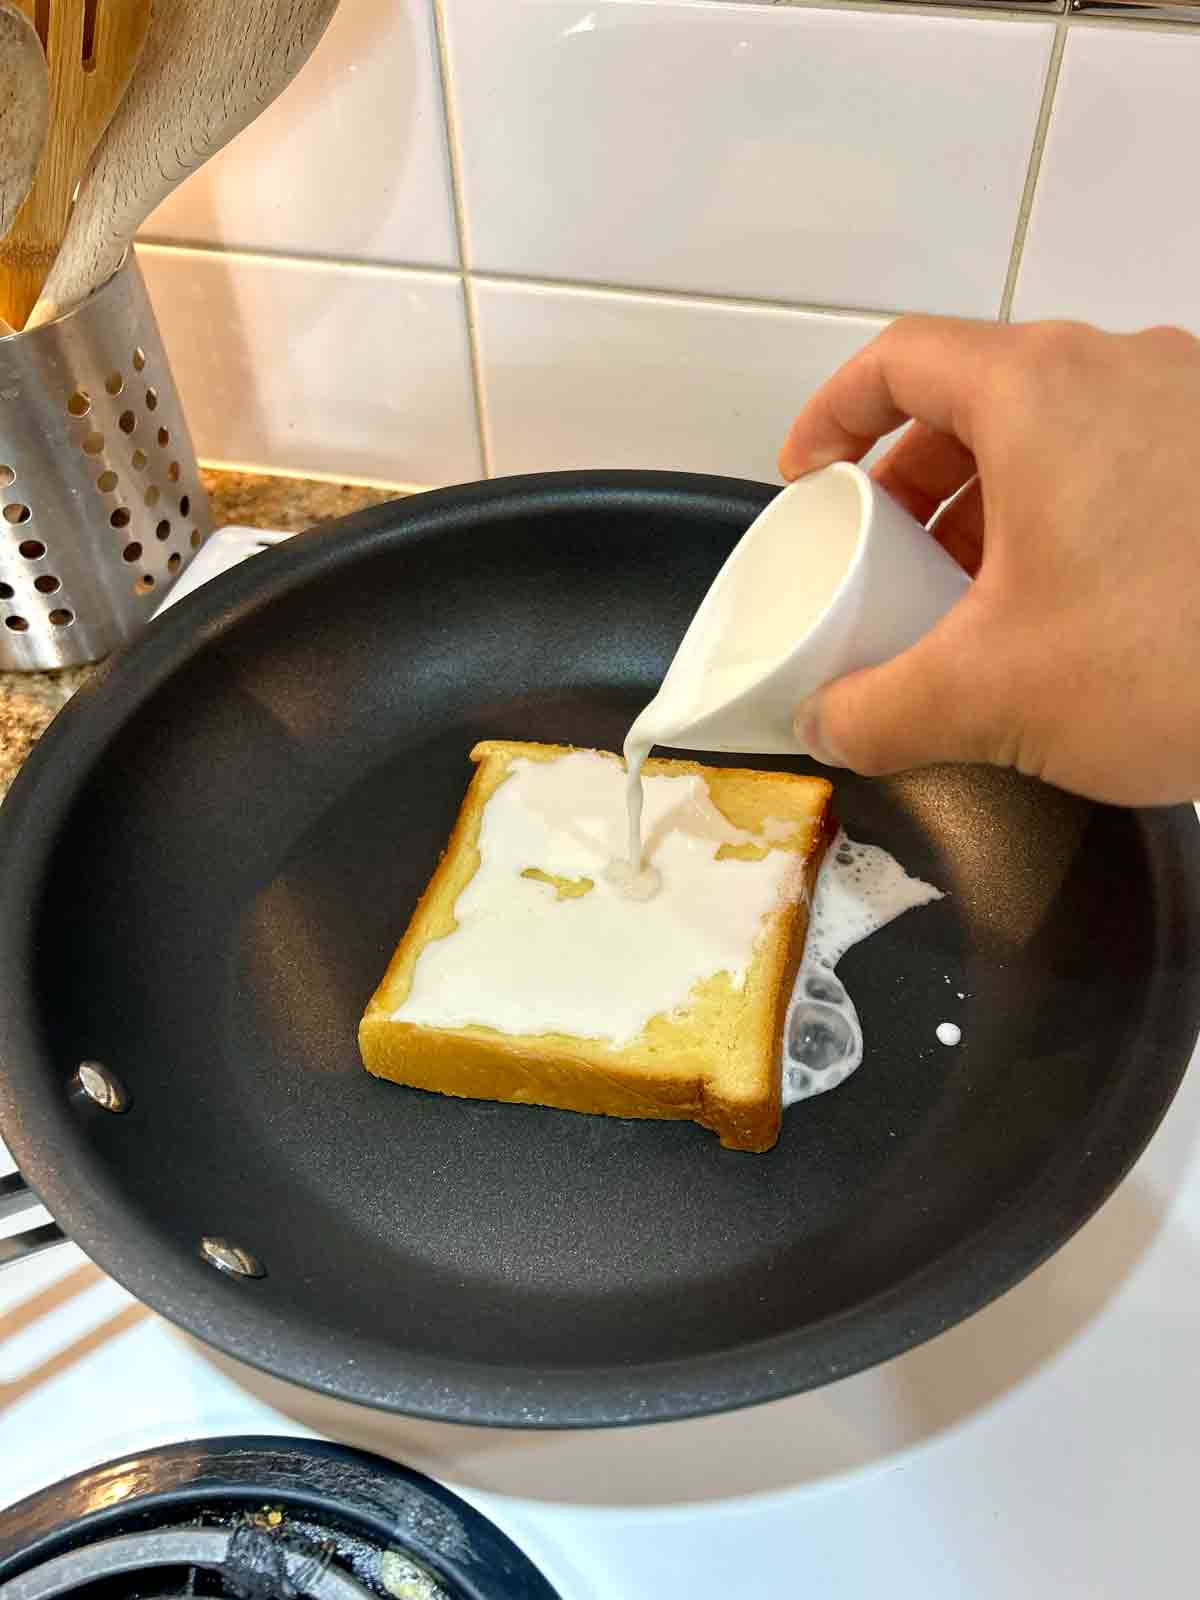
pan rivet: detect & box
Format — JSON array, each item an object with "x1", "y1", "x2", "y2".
[
  {"x1": 199, "y1": 1237, "x2": 266, "y2": 1279},
  {"x1": 73, "y1": 1060, "x2": 130, "y2": 1113}
]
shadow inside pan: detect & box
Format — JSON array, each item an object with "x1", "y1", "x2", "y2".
[{"x1": 7, "y1": 473, "x2": 1199, "y2": 1425}]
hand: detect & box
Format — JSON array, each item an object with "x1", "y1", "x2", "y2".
[{"x1": 779, "y1": 315, "x2": 1200, "y2": 807}]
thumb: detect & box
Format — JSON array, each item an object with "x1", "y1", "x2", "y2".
[{"x1": 793, "y1": 606, "x2": 1011, "y2": 776}]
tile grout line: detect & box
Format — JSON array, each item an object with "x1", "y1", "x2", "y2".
[
  {"x1": 623, "y1": 0, "x2": 1198, "y2": 24},
  {"x1": 430, "y1": 0, "x2": 493, "y2": 478},
  {"x1": 468, "y1": 269, "x2": 903, "y2": 322},
  {"x1": 135, "y1": 239, "x2": 461, "y2": 279},
  {"x1": 1070, "y1": 11, "x2": 1200, "y2": 31},
  {"x1": 773, "y1": 0, "x2": 1199, "y2": 26},
  {"x1": 774, "y1": 0, "x2": 1063, "y2": 22},
  {"x1": 137, "y1": 238, "x2": 907, "y2": 324},
  {"x1": 999, "y1": 15, "x2": 1069, "y2": 321},
  {"x1": 459, "y1": 277, "x2": 492, "y2": 477}
]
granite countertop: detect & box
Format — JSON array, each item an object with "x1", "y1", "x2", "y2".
[{"x1": 0, "y1": 469, "x2": 396, "y2": 799}]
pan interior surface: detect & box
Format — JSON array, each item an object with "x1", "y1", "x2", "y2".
[{"x1": 7, "y1": 475, "x2": 1199, "y2": 1426}]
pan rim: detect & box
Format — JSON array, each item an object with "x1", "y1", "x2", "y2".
[{"x1": 1, "y1": 469, "x2": 1197, "y2": 1429}]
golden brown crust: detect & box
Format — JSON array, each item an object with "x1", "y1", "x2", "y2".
[{"x1": 359, "y1": 741, "x2": 834, "y2": 1152}]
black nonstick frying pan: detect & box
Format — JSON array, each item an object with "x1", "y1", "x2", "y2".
[{"x1": 2, "y1": 470, "x2": 1198, "y2": 1428}]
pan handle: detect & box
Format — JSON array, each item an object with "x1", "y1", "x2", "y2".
[{"x1": 0, "y1": 1170, "x2": 68, "y2": 1269}]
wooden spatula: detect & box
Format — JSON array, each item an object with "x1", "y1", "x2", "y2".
[
  {"x1": 30, "y1": 0, "x2": 340, "y2": 330},
  {"x1": 0, "y1": 0, "x2": 150, "y2": 330}
]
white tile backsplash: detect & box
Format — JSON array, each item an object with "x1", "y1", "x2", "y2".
[
  {"x1": 140, "y1": 0, "x2": 459, "y2": 271},
  {"x1": 126, "y1": 4, "x2": 1200, "y2": 489},
  {"x1": 1013, "y1": 27, "x2": 1200, "y2": 334},
  {"x1": 138, "y1": 247, "x2": 481, "y2": 487},
  {"x1": 443, "y1": 0, "x2": 1053, "y2": 318},
  {"x1": 474, "y1": 278, "x2": 885, "y2": 482}
]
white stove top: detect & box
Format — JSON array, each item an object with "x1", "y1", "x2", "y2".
[{"x1": 3, "y1": 529, "x2": 1199, "y2": 1597}]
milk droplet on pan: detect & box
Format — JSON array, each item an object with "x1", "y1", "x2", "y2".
[
  {"x1": 936, "y1": 1021, "x2": 962, "y2": 1047},
  {"x1": 782, "y1": 830, "x2": 944, "y2": 1107}
]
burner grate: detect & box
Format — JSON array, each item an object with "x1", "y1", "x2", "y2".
[{"x1": 0, "y1": 1439, "x2": 559, "y2": 1600}]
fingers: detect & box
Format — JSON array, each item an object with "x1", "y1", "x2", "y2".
[
  {"x1": 779, "y1": 315, "x2": 1008, "y2": 481},
  {"x1": 928, "y1": 476, "x2": 985, "y2": 576},
  {"x1": 793, "y1": 598, "x2": 1011, "y2": 776},
  {"x1": 870, "y1": 423, "x2": 978, "y2": 526}
]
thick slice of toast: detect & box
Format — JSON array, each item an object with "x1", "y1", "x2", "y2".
[{"x1": 358, "y1": 741, "x2": 834, "y2": 1151}]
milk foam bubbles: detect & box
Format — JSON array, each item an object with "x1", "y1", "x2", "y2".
[{"x1": 783, "y1": 832, "x2": 943, "y2": 1107}]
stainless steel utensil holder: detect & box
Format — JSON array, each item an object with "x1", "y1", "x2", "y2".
[{"x1": 0, "y1": 254, "x2": 211, "y2": 669}]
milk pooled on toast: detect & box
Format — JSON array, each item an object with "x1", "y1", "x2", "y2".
[{"x1": 394, "y1": 751, "x2": 807, "y2": 1045}]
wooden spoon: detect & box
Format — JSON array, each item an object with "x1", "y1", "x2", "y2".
[
  {"x1": 0, "y1": 0, "x2": 49, "y2": 333},
  {"x1": 0, "y1": 0, "x2": 151, "y2": 330},
  {"x1": 0, "y1": 1, "x2": 48, "y2": 241},
  {"x1": 30, "y1": 0, "x2": 341, "y2": 329}
]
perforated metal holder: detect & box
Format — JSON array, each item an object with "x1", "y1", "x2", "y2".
[{"x1": 0, "y1": 254, "x2": 211, "y2": 669}]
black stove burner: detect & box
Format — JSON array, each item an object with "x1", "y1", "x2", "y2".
[{"x1": 0, "y1": 1438, "x2": 560, "y2": 1600}]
